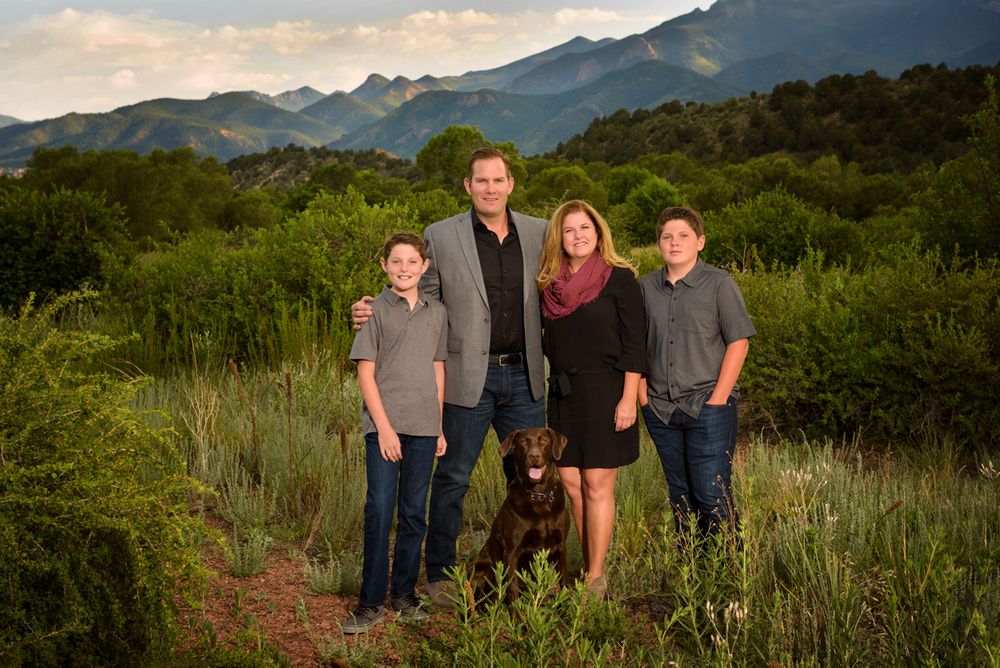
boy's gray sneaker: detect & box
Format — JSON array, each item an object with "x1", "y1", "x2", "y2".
[
  {"x1": 391, "y1": 593, "x2": 429, "y2": 621},
  {"x1": 342, "y1": 605, "x2": 385, "y2": 634},
  {"x1": 424, "y1": 579, "x2": 456, "y2": 609}
]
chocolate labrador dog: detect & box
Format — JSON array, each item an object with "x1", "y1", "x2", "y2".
[{"x1": 470, "y1": 427, "x2": 570, "y2": 603}]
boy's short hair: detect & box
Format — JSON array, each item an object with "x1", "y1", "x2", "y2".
[
  {"x1": 382, "y1": 231, "x2": 426, "y2": 261},
  {"x1": 466, "y1": 146, "x2": 511, "y2": 180},
  {"x1": 656, "y1": 206, "x2": 705, "y2": 239}
]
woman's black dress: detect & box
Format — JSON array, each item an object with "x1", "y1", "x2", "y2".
[{"x1": 543, "y1": 265, "x2": 647, "y2": 469}]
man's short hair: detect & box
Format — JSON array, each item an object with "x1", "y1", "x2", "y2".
[
  {"x1": 466, "y1": 146, "x2": 511, "y2": 181},
  {"x1": 382, "y1": 231, "x2": 427, "y2": 261},
  {"x1": 656, "y1": 206, "x2": 705, "y2": 239}
]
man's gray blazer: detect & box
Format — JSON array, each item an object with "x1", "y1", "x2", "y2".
[{"x1": 421, "y1": 210, "x2": 547, "y2": 408}]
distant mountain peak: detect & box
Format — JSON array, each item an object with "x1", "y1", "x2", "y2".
[{"x1": 351, "y1": 74, "x2": 392, "y2": 99}]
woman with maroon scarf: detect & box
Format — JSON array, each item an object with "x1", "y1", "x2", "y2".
[{"x1": 537, "y1": 200, "x2": 646, "y2": 599}]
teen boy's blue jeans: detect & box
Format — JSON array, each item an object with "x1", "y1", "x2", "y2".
[
  {"x1": 641, "y1": 396, "x2": 739, "y2": 539},
  {"x1": 359, "y1": 432, "x2": 437, "y2": 608},
  {"x1": 424, "y1": 361, "x2": 545, "y2": 583}
]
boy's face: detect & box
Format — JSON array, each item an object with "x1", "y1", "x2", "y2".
[
  {"x1": 381, "y1": 243, "x2": 429, "y2": 293},
  {"x1": 658, "y1": 218, "x2": 705, "y2": 269}
]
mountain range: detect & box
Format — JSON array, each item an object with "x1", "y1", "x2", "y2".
[{"x1": 1, "y1": 0, "x2": 998, "y2": 167}]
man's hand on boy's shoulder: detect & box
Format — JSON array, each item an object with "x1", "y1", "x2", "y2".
[{"x1": 351, "y1": 295, "x2": 374, "y2": 330}]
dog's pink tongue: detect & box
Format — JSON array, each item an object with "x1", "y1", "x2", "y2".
[{"x1": 528, "y1": 466, "x2": 544, "y2": 482}]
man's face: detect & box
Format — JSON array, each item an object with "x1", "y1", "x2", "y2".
[{"x1": 464, "y1": 157, "x2": 513, "y2": 220}]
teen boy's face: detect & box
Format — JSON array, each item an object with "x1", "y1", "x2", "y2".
[
  {"x1": 381, "y1": 243, "x2": 429, "y2": 294},
  {"x1": 658, "y1": 218, "x2": 705, "y2": 270}
]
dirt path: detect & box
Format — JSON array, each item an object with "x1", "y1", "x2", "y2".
[{"x1": 178, "y1": 514, "x2": 444, "y2": 665}]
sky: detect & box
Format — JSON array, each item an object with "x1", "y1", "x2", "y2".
[{"x1": 0, "y1": 1, "x2": 714, "y2": 121}]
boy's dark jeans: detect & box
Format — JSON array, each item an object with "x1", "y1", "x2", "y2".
[
  {"x1": 359, "y1": 432, "x2": 437, "y2": 608},
  {"x1": 641, "y1": 396, "x2": 739, "y2": 539}
]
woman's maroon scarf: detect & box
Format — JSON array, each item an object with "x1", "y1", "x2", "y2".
[{"x1": 541, "y1": 252, "x2": 612, "y2": 319}]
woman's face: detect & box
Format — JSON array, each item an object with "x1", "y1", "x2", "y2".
[{"x1": 561, "y1": 210, "x2": 599, "y2": 269}]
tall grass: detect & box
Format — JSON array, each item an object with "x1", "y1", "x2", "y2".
[{"x1": 141, "y1": 360, "x2": 999, "y2": 664}]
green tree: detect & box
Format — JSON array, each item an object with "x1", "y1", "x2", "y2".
[
  {"x1": 24, "y1": 147, "x2": 235, "y2": 243},
  {"x1": 0, "y1": 186, "x2": 127, "y2": 308},
  {"x1": 526, "y1": 165, "x2": 608, "y2": 211},
  {"x1": 707, "y1": 188, "x2": 858, "y2": 268},
  {"x1": 220, "y1": 188, "x2": 283, "y2": 231},
  {"x1": 624, "y1": 176, "x2": 683, "y2": 243},
  {"x1": 416, "y1": 126, "x2": 488, "y2": 191},
  {"x1": 604, "y1": 165, "x2": 654, "y2": 205},
  {"x1": 415, "y1": 126, "x2": 526, "y2": 193},
  {"x1": 915, "y1": 75, "x2": 1000, "y2": 258}
]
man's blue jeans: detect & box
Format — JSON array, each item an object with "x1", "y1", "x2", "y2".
[
  {"x1": 641, "y1": 397, "x2": 739, "y2": 539},
  {"x1": 359, "y1": 432, "x2": 437, "y2": 608},
  {"x1": 425, "y1": 362, "x2": 544, "y2": 582}
]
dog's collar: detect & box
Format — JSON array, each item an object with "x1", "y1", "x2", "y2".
[{"x1": 529, "y1": 487, "x2": 557, "y2": 504}]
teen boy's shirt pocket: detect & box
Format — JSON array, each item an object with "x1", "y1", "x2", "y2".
[{"x1": 681, "y1": 299, "x2": 719, "y2": 333}]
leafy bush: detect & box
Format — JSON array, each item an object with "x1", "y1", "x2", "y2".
[
  {"x1": 706, "y1": 188, "x2": 863, "y2": 268},
  {"x1": 736, "y1": 245, "x2": 1000, "y2": 447},
  {"x1": 111, "y1": 188, "x2": 416, "y2": 369},
  {"x1": 0, "y1": 294, "x2": 206, "y2": 664}
]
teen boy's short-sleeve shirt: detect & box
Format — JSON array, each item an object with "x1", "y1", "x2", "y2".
[
  {"x1": 350, "y1": 286, "x2": 448, "y2": 437},
  {"x1": 640, "y1": 259, "x2": 755, "y2": 424}
]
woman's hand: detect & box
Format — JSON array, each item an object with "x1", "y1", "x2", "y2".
[{"x1": 614, "y1": 396, "x2": 637, "y2": 432}]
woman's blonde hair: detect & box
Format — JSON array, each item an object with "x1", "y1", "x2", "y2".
[{"x1": 536, "y1": 199, "x2": 637, "y2": 292}]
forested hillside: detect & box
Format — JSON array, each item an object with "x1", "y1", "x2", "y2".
[{"x1": 553, "y1": 63, "x2": 1000, "y2": 171}]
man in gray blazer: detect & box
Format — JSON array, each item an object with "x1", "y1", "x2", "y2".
[{"x1": 353, "y1": 147, "x2": 547, "y2": 607}]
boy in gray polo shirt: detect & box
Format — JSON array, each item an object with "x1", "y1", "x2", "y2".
[
  {"x1": 638, "y1": 206, "x2": 755, "y2": 542},
  {"x1": 342, "y1": 231, "x2": 448, "y2": 634}
]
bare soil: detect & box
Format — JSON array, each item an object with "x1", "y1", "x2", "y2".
[{"x1": 177, "y1": 513, "x2": 447, "y2": 666}]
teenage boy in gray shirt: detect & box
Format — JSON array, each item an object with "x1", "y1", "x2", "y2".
[
  {"x1": 638, "y1": 207, "x2": 755, "y2": 542},
  {"x1": 342, "y1": 231, "x2": 448, "y2": 634}
]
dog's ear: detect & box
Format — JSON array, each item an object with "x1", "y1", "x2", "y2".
[
  {"x1": 547, "y1": 428, "x2": 568, "y2": 461},
  {"x1": 499, "y1": 429, "x2": 522, "y2": 458}
]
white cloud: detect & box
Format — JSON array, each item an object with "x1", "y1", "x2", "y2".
[
  {"x1": 405, "y1": 9, "x2": 497, "y2": 29},
  {"x1": 0, "y1": 7, "x2": 669, "y2": 120},
  {"x1": 552, "y1": 8, "x2": 628, "y2": 25},
  {"x1": 110, "y1": 69, "x2": 137, "y2": 88}
]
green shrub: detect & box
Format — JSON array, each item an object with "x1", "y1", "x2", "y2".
[
  {"x1": 0, "y1": 294, "x2": 206, "y2": 664},
  {"x1": 706, "y1": 188, "x2": 863, "y2": 269},
  {"x1": 223, "y1": 528, "x2": 273, "y2": 578},
  {"x1": 110, "y1": 188, "x2": 416, "y2": 369},
  {"x1": 737, "y1": 245, "x2": 1000, "y2": 447}
]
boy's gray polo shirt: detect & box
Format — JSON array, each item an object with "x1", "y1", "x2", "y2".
[
  {"x1": 640, "y1": 259, "x2": 755, "y2": 424},
  {"x1": 350, "y1": 286, "x2": 448, "y2": 437}
]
